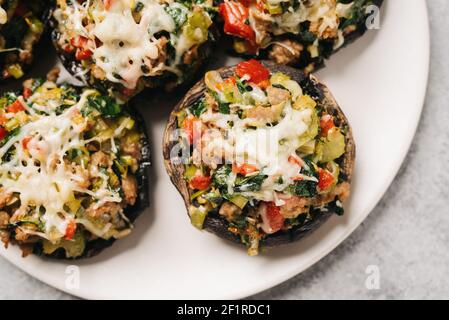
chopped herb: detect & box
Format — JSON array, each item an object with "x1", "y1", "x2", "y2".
[
  {"x1": 229, "y1": 214, "x2": 247, "y2": 229},
  {"x1": 86, "y1": 95, "x2": 122, "y2": 117},
  {"x1": 164, "y1": 4, "x2": 188, "y2": 31},
  {"x1": 212, "y1": 165, "x2": 232, "y2": 190},
  {"x1": 189, "y1": 98, "x2": 206, "y2": 117},
  {"x1": 210, "y1": 91, "x2": 230, "y2": 114},
  {"x1": 236, "y1": 78, "x2": 252, "y2": 93},
  {"x1": 218, "y1": 101, "x2": 230, "y2": 114},
  {"x1": 0, "y1": 127, "x2": 20, "y2": 147},
  {"x1": 234, "y1": 174, "x2": 267, "y2": 192},
  {"x1": 288, "y1": 157, "x2": 318, "y2": 197}
]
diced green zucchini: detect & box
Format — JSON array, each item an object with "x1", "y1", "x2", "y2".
[
  {"x1": 229, "y1": 194, "x2": 248, "y2": 209},
  {"x1": 189, "y1": 205, "x2": 208, "y2": 229}
]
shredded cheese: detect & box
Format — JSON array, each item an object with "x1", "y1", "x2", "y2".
[
  {"x1": 54, "y1": 0, "x2": 213, "y2": 89},
  {"x1": 199, "y1": 101, "x2": 313, "y2": 202},
  {"x1": 0, "y1": 90, "x2": 123, "y2": 242}
]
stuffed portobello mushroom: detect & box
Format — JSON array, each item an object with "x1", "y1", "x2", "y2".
[
  {"x1": 51, "y1": 0, "x2": 218, "y2": 100},
  {"x1": 164, "y1": 60, "x2": 355, "y2": 255},
  {"x1": 219, "y1": 0, "x2": 383, "y2": 73},
  {"x1": 0, "y1": 0, "x2": 49, "y2": 81},
  {"x1": 0, "y1": 71, "x2": 150, "y2": 258}
]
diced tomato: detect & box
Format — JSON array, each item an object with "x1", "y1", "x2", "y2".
[
  {"x1": 232, "y1": 162, "x2": 259, "y2": 175},
  {"x1": 23, "y1": 87, "x2": 32, "y2": 99},
  {"x1": 21, "y1": 136, "x2": 32, "y2": 150},
  {"x1": 70, "y1": 37, "x2": 83, "y2": 48},
  {"x1": 189, "y1": 175, "x2": 212, "y2": 190},
  {"x1": 264, "y1": 202, "x2": 284, "y2": 233},
  {"x1": 0, "y1": 127, "x2": 7, "y2": 141},
  {"x1": 7, "y1": 100, "x2": 25, "y2": 113},
  {"x1": 103, "y1": 0, "x2": 113, "y2": 9},
  {"x1": 219, "y1": 1, "x2": 255, "y2": 42},
  {"x1": 235, "y1": 59, "x2": 270, "y2": 85},
  {"x1": 318, "y1": 168, "x2": 334, "y2": 191},
  {"x1": 64, "y1": 219, "x2": 77, "y2": 241},
  {"x1": 320, "y1": 114, "x2": 335, "y2": 137}
]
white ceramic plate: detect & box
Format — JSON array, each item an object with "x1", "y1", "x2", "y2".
[{"x1": 0, "y1": 0, "x2": 429, "y2": 299}]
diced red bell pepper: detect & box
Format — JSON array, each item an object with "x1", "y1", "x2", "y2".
[
  {"x1": 23, "y1": 87, "x2": 32, "y2": 99},
  {"x1": 64, "y1": 219, "x2": 77, "y2": 241},
  {"x1": 21, "y1": 136, "x2": 32, "y2": 150},
  {"x1": 232, "y1": 163, "x2": 259, "y2": 175},
  {"x1": 70, "y1": 36, "x2": 93, "y2": 61},
  {"x1": 264, "y1": 202, "x2": 284, "y2": 233},
  {"x1": 70, "y1": 36, "x2": 88, "y2": 48},
  {"x1": 183, "y1": 116, "x2": 202, "y2": 145},
  {"x1": 0, "y1": 127, "x2": 7, "y2": 141},
  {"x1": 320, "y1": 114, "x2": 335, "y2": 137},
  {"x1": 75, "y1": 48, "x2": 93, "y2": 61},
  {"x1": 256, "y1": 0, "x2": 266, "y2": 12},
  {"x1": 189, "y1": 175, "x2": 212, "y2": 190},
  {"x1": 0, "y1": 115, "x2": 7, "y2": 126},
  {"x1": 216, "y1": 76, "x2": 236, "y2": 91},
  {"x1": 103, "y1": 0, "x2": 113, "y2": 9},
  {"x1": 318, "y1": 168, "x2": 334, "y2": 191},
  {"x1": 288, "y1": 154, "x2": 304, "y2": 167},
  {"x1": 239, "y1": 0, "x2": 252, "y2": 6},
  {"x1": 219, "y1": 1, "x2": 255, "y2": 43},
  {"x1": 63, "y1": 44, "x2": 75, "y2": 54},
  {"x1": 235, "y1": 59, "x2": 270, "y2": 85},
  {"x1": 7, "y1": 100, "x2": 25, "y2": 113}
]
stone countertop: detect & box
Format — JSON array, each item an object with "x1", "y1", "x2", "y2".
[{"x1": 0, "y1": 0, "x2": 446, "y2": 300}]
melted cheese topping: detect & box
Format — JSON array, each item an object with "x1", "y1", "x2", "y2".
[
  {"x1": 0, "y1": 90, "x2": 122, "y2": 242},
  {"x1": 250, "y1": 0, "x2": 354, "y2": 43},
  {"x1": 0, "y1": 5, "x2": 6, "y2": 25},
  {"x1": 54, "y1": 0, "x2": 212, "y2": 89},
  {"x1": 92, "y1": 1, "x2": 175, "y2": 88},
  {"x1": 200, "y1": 101, "x2": 313, "y2": 202}
]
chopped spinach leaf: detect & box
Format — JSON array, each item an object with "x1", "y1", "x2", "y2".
[
  {"x1": 229, "y1": 214, "x2": 247, "y2": 229},
  {"x1": 288, "y1": 179, "x2": 317, "y2": 198},
  {"x1": 210, "y1": 91, "x2": 230, "y2": 114},
  {"x1": 0, "y1": 127, "x2": 20, "y2": 147},
  {"x1": 86, "y1": 95, "x2": 122, "y2": 117},
  {"x1": 234, "y1": 174, "x2": 267, "y2": 193},
  {"x1": 164, "y1": 4, "x2": 188, "y2": 31},
  {"x1": 212, "y1": 165, "x2": 232, "y2": 190},
  {"x1": 236, "y1": 78, "x2": 252, "y2": 94},
  {"x1": 189, "y1": 98, "x2": 206, "y2": 117},
  {"x1": 288, "y1": 157, "x2": 319, "y2": 198}
]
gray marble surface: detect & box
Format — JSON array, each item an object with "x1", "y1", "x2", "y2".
[{"x1": 0, "y1": 0, "x2": 446, "y2": 300}]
